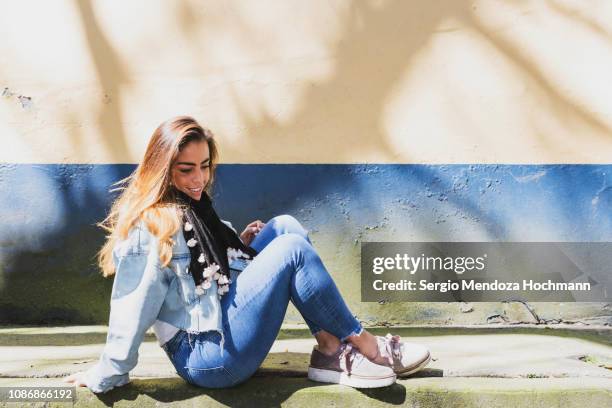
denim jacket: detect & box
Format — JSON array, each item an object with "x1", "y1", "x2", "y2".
[{"x1": 84, "y1": 219, "x2": 246, "y2": 393}]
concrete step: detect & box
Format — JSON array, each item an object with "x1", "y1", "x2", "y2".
[
  {"x1": 0, "y1": 325, "x2": 610, "y2": 407},
  {"x1": 0, "y1": 377, "x2": 610, "y2": 407}
]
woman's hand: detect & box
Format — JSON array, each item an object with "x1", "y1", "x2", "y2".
[
  {"x1": 63, "y1": 371, "x2": 88, "y2": 388},
  {"x1": 240, "y1": 220, "x2": 265, "y2": 246}
]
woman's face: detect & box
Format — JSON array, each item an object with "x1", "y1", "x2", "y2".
[{"x1": 171, "y1": 140, "x2": 210, "y2": 201}]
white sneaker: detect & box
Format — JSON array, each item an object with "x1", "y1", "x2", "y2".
[
  {"x1": 374, "y1": 333, "x2": 431, "y2": 375},
  {"x1": 308, "y1": 343, "x2": 396, "y2": 388}
]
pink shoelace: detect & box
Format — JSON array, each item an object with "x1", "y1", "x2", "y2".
[
  {"x1": 380, "y1": 333, "x2": 403, "y2": 368},
  {"x1": 340, "y1": 344, "x2": 361, "y2": 375}
]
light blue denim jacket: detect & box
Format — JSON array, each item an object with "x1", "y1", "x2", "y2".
[{"x1": 84, "y1": 219, "x2": 246, "y2": 393}]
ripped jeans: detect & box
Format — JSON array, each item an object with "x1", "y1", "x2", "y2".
[{"x1": 162, "y1": 215, "x2": 363, "y2": 388}]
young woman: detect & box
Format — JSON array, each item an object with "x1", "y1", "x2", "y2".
[{"x1": 64, "y1": 116, "x2": 430, "y2": 392}]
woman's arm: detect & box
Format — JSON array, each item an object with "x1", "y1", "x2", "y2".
[{"x1": 69, "y1": 228, "x2": 171, "y2": 393}]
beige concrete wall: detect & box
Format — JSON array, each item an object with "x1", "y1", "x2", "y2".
[{"x1": 1, "y1": 0, "x2": 611, "y2": 164}]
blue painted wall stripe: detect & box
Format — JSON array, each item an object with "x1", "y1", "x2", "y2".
[{"x1": 0, "y1": 163, "x2": 610, "y2": 323}]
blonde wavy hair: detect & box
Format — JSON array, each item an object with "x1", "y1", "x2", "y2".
[{"x1": 97, "y1": 116, "x2": 218, "y2": 277}]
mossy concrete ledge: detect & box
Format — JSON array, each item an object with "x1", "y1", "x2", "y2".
[
  {"x1": 0, "y1": 325, "x2": 610, "y2": 407},
  {"x1": 0, "y1": 377, "x2": 610, "y2": 407}
]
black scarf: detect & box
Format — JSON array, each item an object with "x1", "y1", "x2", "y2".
[{"x1": 176, "y1": 190, "x2": 257, "y2": 297}]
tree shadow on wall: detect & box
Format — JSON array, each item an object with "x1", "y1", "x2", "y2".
[{"x1": 71, "y1": 0, "x2": 132, "y2": 162}]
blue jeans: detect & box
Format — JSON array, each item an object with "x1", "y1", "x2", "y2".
[{"x1": 162, "y1": 215, "x2": 362, "y2": 388}]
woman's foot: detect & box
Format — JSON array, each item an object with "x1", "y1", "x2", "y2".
[
  {"x1": 345, "y1": 329, "x2": 380, "y2": 360},
  {"x1": 315, "y1": 329, "x2": 430, "y2": 377},
  {"x1": 308, "y1": 344, "x2": 396, "y2": 388}
]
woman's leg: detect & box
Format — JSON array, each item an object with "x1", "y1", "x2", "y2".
[
  {"x1": 248, "y1": 215, "x2": 380, "y2": 357},
  {"x1": 181, "y1": 231, "x2": 364, "y2": 387},
  {"x1": 248, "y1": 215, "x2": 325, "y2": 335},
  {"x1": 249, "y1": 215, "x2": 354, "y2": 355}
]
